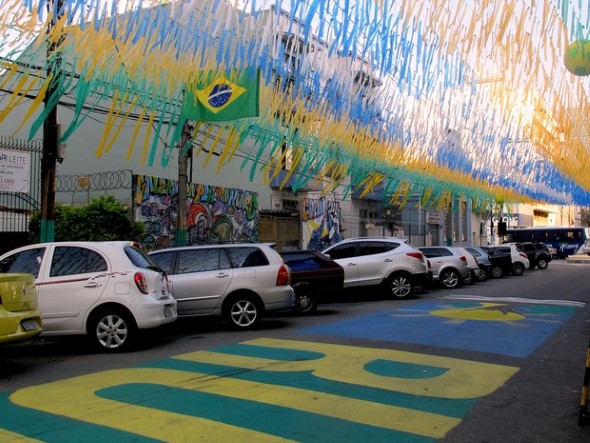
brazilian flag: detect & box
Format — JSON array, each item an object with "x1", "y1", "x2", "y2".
[{"x1": 181, "y1": 67, "x2": 260, "y2": 122}]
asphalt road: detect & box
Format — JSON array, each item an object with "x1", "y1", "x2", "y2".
[{"x1": 1, "y1": 259, "x2": 590, "y2": 442}]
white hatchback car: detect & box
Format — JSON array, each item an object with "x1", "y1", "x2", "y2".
[
  {"x1": 321, "y1": 237, "x2": 430, "y2": 298},
  {"x1": 149, "y1": 243, "x2": 294, "y2": 329},
  {"x1": 0, "y1": 242, "x2": 177, "y2": 352}
]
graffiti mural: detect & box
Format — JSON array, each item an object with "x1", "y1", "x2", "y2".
[
  {"x1": 302, "y1": 196, "x2": 342, "y2": 250},
  {"x1": 133, "y1": 175, "x2": 258, "y2": 249}
]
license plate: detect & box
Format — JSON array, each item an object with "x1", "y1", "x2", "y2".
[
  {"x1": 21, "y1": 318, "x2": 41, "y2": 332},
  {"x1": 163, "y1": 305, "x2": 174, "y2": 318}
]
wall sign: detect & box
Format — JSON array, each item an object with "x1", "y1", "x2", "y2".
[{"x1": 0, "y1": 149, "x2": 30, "y2": 193}]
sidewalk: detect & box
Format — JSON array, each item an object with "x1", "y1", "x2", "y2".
[{"x1": 566, "y1": 255, "x2": 590, "y2": 264}]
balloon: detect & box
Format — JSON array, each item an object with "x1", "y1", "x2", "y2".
[{"x1": 564, "y1": 40, "x2": 590, "y2": 76}]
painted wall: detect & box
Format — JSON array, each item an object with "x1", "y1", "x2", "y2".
[
  {"x1": 302, "y1": 196, "x2": 342, "y2": 250},
  {"x1": 132, "y1": 174, "x2": 258, "y2": 250}
]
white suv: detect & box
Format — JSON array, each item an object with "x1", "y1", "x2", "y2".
[
  {"x1": 488, "y1": 244, "x2": 530, "y2": 275},
  {"x1": 418, "y1": 246, "x2": 471, "y2": 288},
  {"x1": 149, "y1": 243, "x2": 294, "y2": 329},
  {"x1": 0, "y1": 242, "x2": 177, "y2": 352},
  {"x1": 321, "y1": 237, "x2": 430, "y2": 298}
]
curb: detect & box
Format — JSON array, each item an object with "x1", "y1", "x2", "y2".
[{"x1": 566, "y1": 257, "x2": 590, "y2": 264}]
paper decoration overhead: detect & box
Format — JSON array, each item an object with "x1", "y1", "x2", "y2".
[{"x1": 1, "y1": 0, "x2": 590, "y2": 208}]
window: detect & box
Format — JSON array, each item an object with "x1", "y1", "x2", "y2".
[
  {"x1": 285, "y1": 256, "x2": 323, "y2": 271},
  {"x1": 151, "y1": 251, "x2": 175, "y2": 274},
  {"x1": 227, "y1": 247, "x2": 269, "y2": 268},
  {"x1": 178, "y1": 249, "x2": 229, "y2": 273},
  {"x1": 50, "y1": 247, "x2": 107, "y2": 277},
  {"x1": 420, "y1": 248, "x2": 441, "y2": 258},
  {"x1": 326, "y1": 244, "x2": 357, "y2": 260},
  {"x1": 0, "y1": 248, "x2": 45, "y2": 278},
  {"x1": 125, "y1": 246, "x2": 156, "y2": 270},
  {"x1": 358, "y1": 241, "x2": 398, "y2": 256}
]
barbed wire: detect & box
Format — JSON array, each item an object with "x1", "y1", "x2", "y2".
[{"x1": 56, "y1": 169, "x2": 133, "y2": 192}]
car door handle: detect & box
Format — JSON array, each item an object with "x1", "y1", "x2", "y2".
[
  {"x1": 383, "y1": 258, "x2": 393, "y2": 262},
  {"x1": 346, "y1": 263, "x2": 357, "y2": 266},
  {"x1": 215, "y1": 273, "x2": 230, "y2": 278},
  {"x1": 84, "y1": 281, "x2": 102, "y2": 288}
]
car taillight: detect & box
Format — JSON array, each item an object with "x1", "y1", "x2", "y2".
[
  {"x1": 406, "y1": 252, "x2": 424, "y2": 260},
  {"x1": 164, "y1": 275, "x2": 171, "y2": 293},
  {"x1": 519, "y1": 253, "x2": 528, "y2": 259},
  {"x1": 460, "y1": 256, "x2": 467, "y2": 262},
  {"x1": 276, "y1": 264, "x2": 290, "y2": 286},
  {"x1": 134, "y1": 272, "x2": 149, "y2": 294}
]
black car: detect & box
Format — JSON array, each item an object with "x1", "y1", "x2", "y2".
[
  {"x1": 480, "y1": 246, "x2": 514, "y2": 278},
  {"x1": 280, "y1": 250, "x2": 344, "y2": 314},
  {"x1": 509, "y1": 242, "x2": 552, "y2": 269}
]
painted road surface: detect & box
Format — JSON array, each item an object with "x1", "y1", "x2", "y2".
[{"x1": 0, "y1": 298, "x2": 582, "y2": 442}]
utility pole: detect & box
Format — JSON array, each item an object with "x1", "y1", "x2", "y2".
[
  {"x1": 175, "y1": 122, "x2": 193, "y2": 246},
  {"x1": 40, "y1": 0, "x2": 64, "y2": 242}
]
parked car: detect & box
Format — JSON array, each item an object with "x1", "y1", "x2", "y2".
[
  {"x1": 0, "y1": 242, "x2": 177, "y2": 352},
  {"x1": 149, "y1": 243, "x2": 294, "y2": 329},
  {"x1": 480, "y1": 246, "x2": 514, "y2": 277},
  {"x1": 486, "y1": 244, "x2": 530, "y2": 275},
  {"x1": 449, "y1": 246, "x2": 486, "y2": 283},
  {"x1": 279, "y1": 250, "x2": 344, "y2": 314},
  {"x1": 418, "y1": 246, "x2": 470, "y2": 288},
  {"x1": 0, "y1": 273, "x2": 43, "y2": 345},
  {"x1": 321, "y1": 237, "x2": 430, "y2": 299},
  {"x1": 506, "y1": 242, "x2": 552, "y2": 269},
  {"x1": 465, "y1": 246, "x2": 504, "y2": 281}
]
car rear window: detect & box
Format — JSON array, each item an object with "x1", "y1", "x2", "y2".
[
  {"x1": 125, "y1": 246, "x2": 157, "y2": 269},
  {"x1": 227, "y1": 247, "x2": 269, "y2": 268},
  {"x1": 283, "y1": 255, "x2": 324, "y2": 271}
]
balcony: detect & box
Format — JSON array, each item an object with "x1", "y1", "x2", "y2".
[
  {"x1": 351, "y1": 183, "x2": 385, "y2": 201},
  {"x1": 269, "y1": 169, "x2": 323, "y2": 192}
]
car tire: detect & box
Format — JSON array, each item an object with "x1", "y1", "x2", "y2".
[
  {"x1": 476, "y1": 268, "x2": 487, "y2": 282},
  {"x1": 293, "y1": 289, "x2": 318, "y2": 315},
  {"x1": 386, "y1": 274, "x2": 413, "y2": 299},
  {"x1": 88, "y1": 308, "x2": 136, "y2": 353},
  {"x1": 440, "y1": 269, "x2": 460, "y2": 288},
  {"x1": 225, "y1": 294, "x2": 262, "y2": 329},
  {"x1": 491, "y1": 266, "x2": 503, "y2": 278},
  {"x1": 512, "y1": 262, "x2": 525, "y2": 276},
  {"x1": 463, "y1": 271, "x2": 473, "y2": 285},
  {"x1": 537, "y1": 258, "x2": 548, "y2": 269}
]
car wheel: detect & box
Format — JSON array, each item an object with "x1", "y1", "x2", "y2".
[
  {"x1": 294, "y1": 290, "x2": 318, "y2": 315},
  {"x1": 88, "y1": 308, "x2": 136, "y2": 352},
  {"x1": 512, "y1": 262, "x2": 525, "y2": 276},
  {"x1": 463, "y1": 271, "x2": 473, "y2": 285},
  {"x1": 387, "y1": 274, "x2": 412, "y2": 299},
  {"x1": 441, "y1": 269, "x2": 460, "y2": 288},
  {"x1": 491, "y1": 266, "x2": 503, "y2": 278},
  {"x1": 537, "y1": 258, "x2": 548, "y2": 269},
  {"x1": 225, "y1": 295, "x2": 261, "y2": 329},
  {"x1": 476, "y1": 268, "x2": 487, "y2": 282}
]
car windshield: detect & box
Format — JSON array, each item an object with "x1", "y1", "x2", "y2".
[{"x1": 125, "y1": 245, "x2": 159, "y2": 270}]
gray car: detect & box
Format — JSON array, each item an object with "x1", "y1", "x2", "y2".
[
  {"x1": 149, "y1": 243, "x2": 294, "y2": 329},
  {"x1": 418, "y1": 246, "x2": 471, "y2": 288},
  {"x1": 465, "y1": 246, "x2": 494, "y2": 280}
]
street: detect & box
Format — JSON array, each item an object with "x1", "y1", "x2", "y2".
[{"x1": 1, "y1": 260, "x2": 590, "y2": 442}]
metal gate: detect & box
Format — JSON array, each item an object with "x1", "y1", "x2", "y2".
[
  {"x1": 0, "y1": 137, "x2": 42, "y2": 255},
  {"x1": 259, "y1": 210, "x2": 301, "y2": 251}
]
